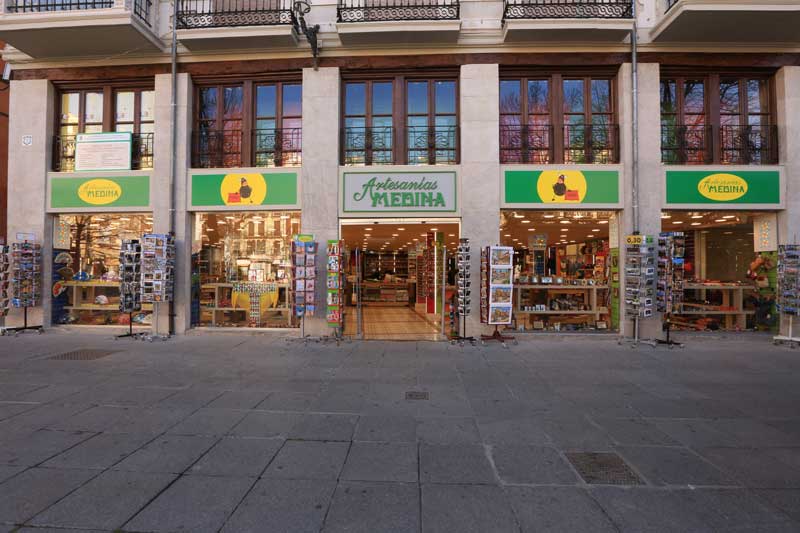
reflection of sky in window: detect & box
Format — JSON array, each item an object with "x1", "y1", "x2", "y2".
[
  {"x1": 200, "y1": 88, "x2": 217, "y2": 120},
  {"x1": 719, "y1": 81, "x2": 739, "y2": 114},
  {"x1": 223, "y1": 87, "x2": 243, "y2": 119},
  {"x1": 527, "y1": 80, "x2": 549, "y2": 114},
  {"x1": 500, "y1": 81, "x2": 520, "y2": 114},
  {"x1": 684, "y1": 81, "x2": 704, "y2": 114},
  {"x1": 407, "y1": 82, "x2": 428, "y2": 114},
  {"x1": 283, "y1": 85, "x2": 302, "y2": 116},
  {"x1": 372, "y1": 83, "x2": 392, "y2": 115},
  {"x1": 435, "y1": 81, "x2": 455, "y2": 114},
  {"x1": 345, "y1": 83, "x2": 365, "y2": 116},
  {"x1": 590, "y1": 80, "x2": 610, "y2": 113},
  {"x1": 257, "y1": 86, "x2": 276, "y2": 118}
]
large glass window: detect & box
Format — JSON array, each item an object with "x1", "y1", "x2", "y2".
[
  {"x1": 192, "y1": 211, "x2": 301, "y2": 328},
  {"x1": 341, "y1": 76, "x2": 458, "y2": 165},
  {"x1": 660, "y1": 79, "x2": 708, "y2": 164}
]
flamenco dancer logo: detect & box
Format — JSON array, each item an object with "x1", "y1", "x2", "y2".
[
  {"x1": 536, "y1": 170, "x2": 588, "y2": 203},
  {"x1": 220, "y1": 173, "x2": 268, "y2": 205}
]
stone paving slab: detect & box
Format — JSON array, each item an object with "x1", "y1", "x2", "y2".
[
  {"x1": 419, "y1": 443, "x2": 496, "y2": 484},
  {"x1": 490, "y1": 445, "x2": 579, "y2": 485},
  {"x1": 189, "y1": 436, "x2": 284, "y2": 478},
  {"x1": 41, "y1": 432, "x2": 152, "y2": 470},
  {"x1": 323, "y1": 481, "x2": 419, "y2": 533},
  {"x1": 340, "y1": 442, "x2": 418, "y2": 483},
  {"x1": 165, "y1": 407, "x2": 249, "y2": 437},
  {"x1": 112, "y1": 434, "x2": 218, "y2": 474},
  {"x1": 421, "y1": 484, "x2": 518, "y2": 533},
  {"x1": 0, "y1": 467, "x2": 98, "y2": 525},
  {"x1": 263, "y1": 440, "x2": 350, "y2": 480},
  {"x1": 505, "y1": 486, "x2": 618, "y2": 533},
  {"x1": 0, "y1": 429, "x2": 96, "y2": 467}
]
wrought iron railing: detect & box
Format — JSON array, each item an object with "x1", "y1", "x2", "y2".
[
  {"x1": 563, "y1": 123, "x2": 619, "y2": 164},
  {"x1": 504, "y1": 0, "x2": 633, "y2": 19},
  {"x1": 500, "y1": 124, "x2": 554, "y2": 164},
  {"x1": 337, "y1": 0, "x2": 459, "y2": 22},
  {"x1": 407, "y1": 124, "x2": 459, "y2": 165},
  {"x1": 720, "y1": 124, "x2": 778, "y2": 165},
  {"x1": 192, "y1": 130, "x2": 243, "y2": 168},
  {"x1": 53, "y1": 133, "x2": 154, "y2": 172},
  {"x1": 341, "y1": 126, "x2": 395, "y2": 165},
  {"x1": 661, "y1": 124, "x2": 712, "y2": 164},
  {"x1": 6, "y1": 0, "x2": 153, "y2": 25},
  {"x1": 253, "y1": 128, "x2": 302, "y2": 167},
  {"x1": 176, "y1": 0, "x2": 293, "y2": 29}
]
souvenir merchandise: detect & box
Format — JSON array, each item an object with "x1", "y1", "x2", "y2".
[
  {"x1": 232, "y1": 281, "x2": 279, "y2": 327},
  {"x1": 292, "y1": 239, "x2": 318, "y2": 318},
  {"x1": 777, "y1": 245, "x2": 800, "y2": 316},
  {"x1": 11, "y1": 240, "x2": 42, "y2": 308},
  {"x1": 326, "y1": 240, "x2": 345, "y2": 329},
  {"x1": 119, "y1": 239, "x2": 142, "y2": 313},
  {"x1": 624, "y1": 235, "x2": 656, "y2": 319},
  {"x1": 656, "y1": 232, "x2": 685, "y2": 315},
  {"x1": 140, "y1": 233, "x2": 175, "y2": 303},
  {"x1": 480, "y1": 247, "x2": 489, "y2": 323},
  {"x1": 457, "y1": 238, "x2": 471, "y2": 317},
  {"x1": 0, "y1": 246, "x2": 9, "y2": 317},
  {"x1": 485, "y1": 246, "x2": 514, "y2": 325}
]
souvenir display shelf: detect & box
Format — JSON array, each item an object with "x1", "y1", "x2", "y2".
[
  {"x1": 656, "y1": 232, "x2": 685, "y2": 315},
  {"x1": 198, "y1": 282, "x2": 291, "y2": 327},
  {"x1": 292, "y1": 239, "x2": 318, "y2": 321},
  {"x1": 451, "y1": 237, "x2": 475, "y2": 344},
  {"x1": 515, "y1": 284, "x2": 610, "y2": 331},
  {"x1": 358, "y1": 281, "x2": 409, "y2": 306},
  {"x1": 140, "y1": 233, "x2": 175, "y2": 304},
  {"x1": 6, "y1": 239, "x2": 44, "y2": 334},
  {"x1": 675, "y1": 283, "x2": 755, "y2": 330},
  {"x1": 0, "y1": 245, "x2": 9, "y2": 319},
  {"x1": 326, "y1": 240, "x2": 345, "y2": 331},
  {"x1": 775, "y1": 245, "x2": 800, "y2": 345},
  {"x1": 481, "y1": 245, "x2": 516, "y2": 345},
  {"x1": 118, "y1": 238, "x2": 143, "y2": 338},
  {"x1": 624, "y1": 236, "x2": 656, "y2": 321}
]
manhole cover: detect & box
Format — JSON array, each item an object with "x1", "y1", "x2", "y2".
[
  {"x1": 50, "y1": 349, "x2": 118, "y2": 361},
  {"x1": 405, "y1": 391, "x2": 429, "y2": 400},
  {"x1": 565, "y1": 452, "x2": 644, "y2": 485}
]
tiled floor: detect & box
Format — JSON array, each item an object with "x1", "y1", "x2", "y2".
[{"x1": 344, "y1": 306, "x2": 441, "y2": 341}]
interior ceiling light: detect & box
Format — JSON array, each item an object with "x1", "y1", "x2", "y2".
[
  {"x1": 691, "y1": 214, "x2": 703, "y2": 219},
  {"x1": 543, "y1": 214, "x2": 555, "y2": 219},
  {"x1": 691, "y1": 222, "x2": 701, "y2": 226},
  {"x1": 559, "y1": 220, "x2": 571, "y2": 224},
  {"x1": 592, "y1": 229, "x2": 600, "y2": 232},
  {"x1": 521, "y1": 220, "x2": 530, "y2": 224},
  {"x1": 398, "y1": 227, "x2": 405, "y2": 231},
  {"x1": 560, "y1": 228, "x2": 569, "y2": 232},
  {"x1": 504, "y1": 233, "x2": 511, "y2": 237},
  {"x1": 598, "y1": 220, "x2": 609, "y2": 224},
  {"x1": 528, "y1": 228, "x2": 536, "y2": 232},
  {"x1": 714, "y1": 219, "x2": 726, "y2": 223},
  {"x1": 722, "y1": 215, "x2": 736, "y2": 219},
  {"x1": 365, "y1": 227, "x2": 372, "y2": 231},
  {"x1": 513, "y1": 213, "x2": 524, "y2": 219},
  {"x1": 661, "y1": 214, "x2": 671, "y2": 219},
  {"x1": 673, "y1": 221, "x2": 683, "y2": 224}
]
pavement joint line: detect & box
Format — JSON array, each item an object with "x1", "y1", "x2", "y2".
[{"x1": 318, "y1": 439, "x2": 354, "y2": 533}]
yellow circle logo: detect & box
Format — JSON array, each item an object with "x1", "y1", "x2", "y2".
[
  {"x1": 536, "y1": 170, "x2": 588, "y2": 203},
  {"x1": 698, "y1": 173, "x2": 748, "y2": 202},
  {"x1": 220, "y1": 173, "x2": 267, "y2": 206},
  {"x1": 77, "y1": 179, "x2": 122, "y2": 205}
]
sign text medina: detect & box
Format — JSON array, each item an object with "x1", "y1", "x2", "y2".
[{"x1": 353, "y1": 176, "x2": 446, "y2": 208}]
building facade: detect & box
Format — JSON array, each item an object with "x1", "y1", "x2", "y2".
[{"x1": 0, "y1": 0, "x2": 799, "y2": 340}]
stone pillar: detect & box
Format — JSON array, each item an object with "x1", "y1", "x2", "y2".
[
  {"x1": 619, "y1": 62, "x2": 663, "y2": 339},
  {"x1": 153, "y1": 73, "x2": 192, "y2": 335},
  {"x1": 460, "y1": 64, "x2": 501, "y2": 334},
  {"x1": 300, "y1": 67, "x2": 340, "y2": 336},
  {"x1": 776, "y1": 66, "x2": 800, "y2": 338},
  {"x1": 6, "y1": 80, "x2": 54, "y2": 329}
]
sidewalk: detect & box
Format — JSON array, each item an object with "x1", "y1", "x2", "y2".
[{"x1": 0, "y1": 332, "x2": 799, "y2": 532}]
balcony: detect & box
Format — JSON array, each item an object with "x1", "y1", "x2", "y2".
[
  {"x1": 500, "y1": 124, "x2": 619, "y2": 164},
  {"x1": 652, "y1": 0, "x2": 800, "y2": 43},
  {"x1": 0, "y1": 0, "x2": 160, "y2": 58},
  {"x1": 192, "y1": 128, "x2": 302, "y2": 169},
  {"x1": 176, "y1": 0, "x2": 296, "y2": 51},
  {"x1": 661, "y1": 124, "x2": 778, "y2": 165},
  {"x1": 502, "y1": 0, "x2": 633, "y2": 43},
  {"x1": 53, "y1": 133, "x2": 154, "y2": 172},
  {"x1": 336, "y1": 0, "x2": 461, "y2": 45},
  {"x1": 341, "y1": 125, "x2": 459, "y2": 166}
]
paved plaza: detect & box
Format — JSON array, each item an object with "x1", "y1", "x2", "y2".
[{"x1": 0, "y1": 331, "x2": 799, "y2": 532}]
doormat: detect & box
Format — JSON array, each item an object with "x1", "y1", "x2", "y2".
[
  {"x1": 50, "y1": 349, "x2": 119, "y2": 361},
  {"x1": 405, "y1": 391, "x2": 429, "y2": 400},
  {"x1": 565, "y1": 452, "x2": 644, "y2": 485}
]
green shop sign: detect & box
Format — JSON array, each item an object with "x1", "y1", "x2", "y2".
[
  {"x1": 50, "y1": 176, "x2": 150, "y2": 209},
  {"x1": 191, "y1": 172, "x2": 298, "y2": 208},
  {"x1": 504, "y1": 169, "x2": 620, "y2": 206},
  {"x1": 665, "y1": 170, "x2": 781, "y2": 206},
  {"x1": 343, "y1": 171, "x2": 457, "y2": 213}
]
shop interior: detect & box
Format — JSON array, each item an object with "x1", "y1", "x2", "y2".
[
  {"x1": 660, "y1": 210, "x2": 776, "y2": 332},
  {"x1": 192, "y1": 210, "x2": 301, "y2": 328},
  {"x1": 499, "y1": 210, "x2": 618, "y2": 333},
  {"x1": 51, "y1": 213, "x2": 153, "y2": 326},
  {"x1": 340, "y1": 219, "x2": 460, "y2": 340}
]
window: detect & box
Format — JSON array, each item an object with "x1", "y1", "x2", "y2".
[
  {"x1": 660, "y1": 74, "x2": 776, "y2": 165},
  {"x1": 193, "y1": 80, "x2": 302, "y2": 169},
  {"x1": 499, "y1": 75, "x2": 618, "y2": 164},
  {"x1": 56, "y1": 87, "x2": 155, "y2": 171},
  {"x1": 341, "y1": 76, "x2": 459, "y2": 165}
]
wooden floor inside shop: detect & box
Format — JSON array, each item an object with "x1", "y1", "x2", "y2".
[{"x1": 344, "y1": 306, "x2": 441, "y2": 341}]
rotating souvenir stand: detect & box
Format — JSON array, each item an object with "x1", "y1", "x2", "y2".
[
  {"x1": 117, "y1": 239, "x2": 143, "y2": 340},
  {"x1": 451, "y1": 237, "x2": 476, "y2": 346},
  {"x1": 621, "y1": 235, "x2": 657, "y2": 346},
  {"x1": 0, "y1": 245, "x2": 9, "y2": 323},
  {"x1": 140, "y1": 233, "x2": 175, "y2": 341},
  {"x1": 656, "y1": 232, "x2": 685, "y2": 347},
  {"x1": 480, "y1": 245, "x2": 517, "y2": 347},
  {"x1": 326, "y1": 240, "x2": 345, "y2": 341},
  {"x1": 5, "y1": 239, "x2": 44, "y2": 335},
  {"x1": 292, "y1": 239, "x2": 318, "y2": 340},
  {"x1": 774, "y1": 244, "x2": 800, "y2": 346}
]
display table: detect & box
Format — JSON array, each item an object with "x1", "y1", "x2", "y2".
[
  {"x1": 64, "y1": 280, "x2": 153, "y2": 312},
  {"x1": 676, "y1": 283, "x2": 756, "y2": 330},
  {"x1": 515, "y1": 284, "x2": 610, "y2": 329},
  {"x1": 199, "y1": 282, "x2": 291, "y2": 327}
]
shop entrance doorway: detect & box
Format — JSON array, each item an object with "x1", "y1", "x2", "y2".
[
  {"x1": 340, "y1": 219, "x2": 460, "y2": 340},
  {"x1": 499, "y1": 210, "x2": 620, "y2": 333}
]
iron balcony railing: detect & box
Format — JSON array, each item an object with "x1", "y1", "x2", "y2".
[
  {"x1": 176, "y1": 0, "x2": 293, "y2": 29},
  {"x1": 661, "y1": 124, "x2": 778, "y2": 165},
  {"x1": 337, "y1": 0, "x2": 459, "y2": 23},
  {"x1": 341, "y1": 125, "x2": 459, "y2": 165},
  {"x1": 501, "y1": 123, "x2": 618, "y2": 164},
  {"x1": 499, "y1": 124, "x2": 554, "y2": 164},
  {"x1": 191, "y1": 128, "x2": 302, "y2": 168},
  {"x1": 504, "y1": 0, "x2": 633, "y2": 19},
  {"x1": 53, "y1": 133, "x2": 154, "y2": 172},
  {"x1": 563, "y1": 123, "x2": 619, "y2": 164},
  {"x1": 6, "y1": 0, "x2": 153, "y2": 25}
]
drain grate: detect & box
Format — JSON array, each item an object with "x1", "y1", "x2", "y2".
[
  {"x1": 565, "y1": 452, "x2": 644, "y2": 485},
  {"x1": 405, "y1": 391, "x2": 429, "y2": 401},
  {"x1": 50, "y1": 349, "x2": 119, "y2": 361}
]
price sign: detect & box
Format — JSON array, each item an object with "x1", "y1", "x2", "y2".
[{"x1": 625, "y1": 235, "x2": 643, "y2": 245}]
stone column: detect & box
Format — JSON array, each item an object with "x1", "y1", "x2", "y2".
[
  {"x1": 153, "y1": 73, "x2": 192, "y2": 335},
  {"x1": 460, "y1": 64, "x2": 501, "y2": 335},
  {"x1": 6, "y1": 79, "x2": 54, "y2": 329},
  {"x1": 300, "y1": 67, "x2": 340, "y2": 336},
  {"x1": 776, "y1": 66, "x2": 800, "y2": 338},
  {"x1": 619, "y1": 62, "x2": 663, "y2": 339}
]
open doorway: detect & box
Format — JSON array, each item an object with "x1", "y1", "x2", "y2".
[{"x1": 340, "y1": 219, "x2": 460, "y2": 340}]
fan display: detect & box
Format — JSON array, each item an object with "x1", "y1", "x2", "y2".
[
  {"x1": 119, "y1": 239, "x2": 142, "y2": 313},
  {"x1": 292, "y1": 239, "x2": 318, "y2": 318},
  {"x1": 11, "y1": 240, "x2": 42, "y2": 308},
  {"x1": 624, "y1": 235, "x2": 656, "y2": 319},
  {"x1": 141, "y1": 233, "x2": 175, "y2": 303}
]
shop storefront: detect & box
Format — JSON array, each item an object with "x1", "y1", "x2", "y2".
[
  {"x1": 48, "y1": 173, "x2": 153, "y2": 327},
  {"x1": 501, "y1": 167, "x2": 623, "y2": 333},
  {"x1": 339, "y1": 169, "x2": 461, "y2": 340},
  {"x1": 189, "y1": 170, "x2": 301, "y2": 329},
  {"x1": 662, "y1": 168, "x2": 783, "y2": 332}
]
